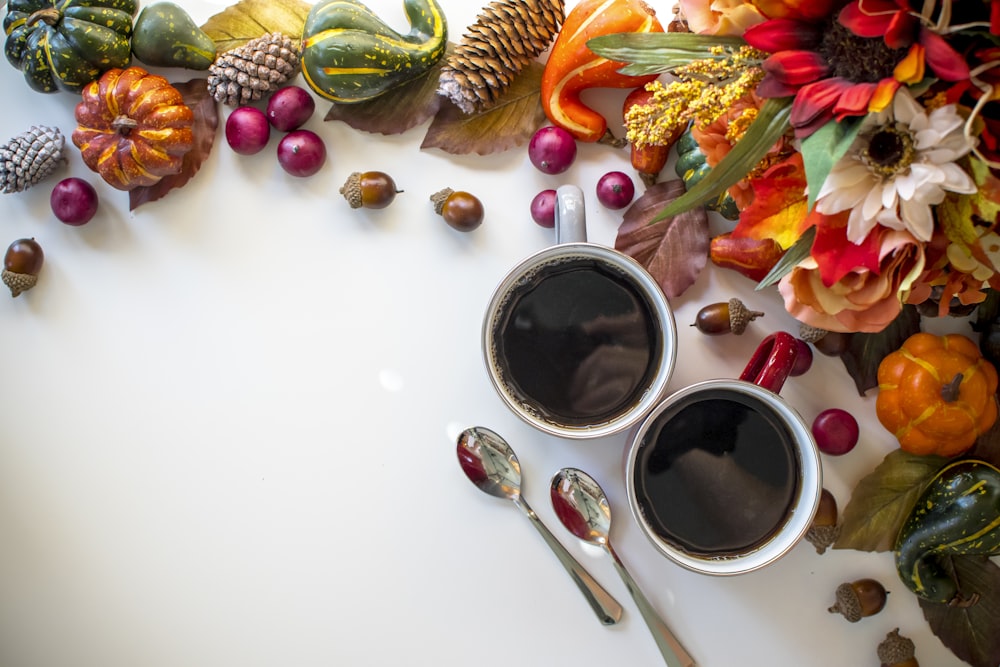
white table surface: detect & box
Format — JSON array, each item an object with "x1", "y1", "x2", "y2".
[{"x1": 0, "y1": 1, "x2": 974, "y2": 665}]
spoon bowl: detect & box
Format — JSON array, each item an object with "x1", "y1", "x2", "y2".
[
  {"x1": 456, "y1": 427, "x2": 623, "y2": 625},
  {"x1": 551, "y1": 468, "x2": 697, "y2": 667}
]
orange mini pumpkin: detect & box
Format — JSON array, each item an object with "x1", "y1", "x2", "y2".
[
  {"x1": 72, "y1": 67, "x2": 194, "y2": 191},
  {"x1": 876, "y1": 332, "x2": 999, "y2": 457}
]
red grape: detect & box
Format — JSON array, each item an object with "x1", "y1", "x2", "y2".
[
  {"x1": 812, "y1": 408, "x2": 859, "y2": 456},
  {"x1": 530, "y1": 189, "x2": 556, "y2": 228},
  {"x1": 528, "y1": 126, "x2": 577, "y2": 175},
  {"x1": 225, "y1": 106, "x2": 270, "y2": 155},
  {"x1": 790, "y1": 338, "x2": 814, "y2": 376},
  {"x1": 277, "y1": 130, "x2": 327, "y2": 177},
  {"x1": 50, "y1": 177, "x2": 98, "y2": 225},
  {"x1": 596, "y1": 171, "x2": 635, "y2": 209},
  {"x1": 266, "y1": 86, "x2": 316, "y2": 132}
]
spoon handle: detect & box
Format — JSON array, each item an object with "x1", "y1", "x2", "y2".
[
  {"x1": 606, "y1": 544, "x2": 696, "y2": 667},
  {"x1": 514, "y1": 497, "x2": 624, "y2": 626}
]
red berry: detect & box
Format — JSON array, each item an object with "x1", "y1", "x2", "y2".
[
  {"x1": 790, "y1": 338, "x2": 814, "y2": 376},
  {"x1": 50, "y1": 177, "x2": 98, "y2": 225},
  {"x1": 225, "y1": 106, "x2": 270, "y2": 155},
  {"x1": 596, "y1": 171, "x2": 635, "y2": 209},
  {"x1": 812, "y1": 408, "x2": 860, "y2": 456},
  {"x1": 528, "y1": 126, "x2": 577, "y2": 175},
  {"x1": 266, "y1": 85, "x2": 316, "y2": 132},
  {"x1": 530, "y1": 189, "x2": 556, "y2": 228},
  {"x1": 277, "y1": 130, "x2": 326, "y2": 177}
]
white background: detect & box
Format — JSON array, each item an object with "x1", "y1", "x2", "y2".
[{"x1": 0, "y1": 0, "x2": 975, "y2": 665}]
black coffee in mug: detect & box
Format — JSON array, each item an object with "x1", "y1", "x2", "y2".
[
  {"x1": 633, "y1": 388, "x2": 799, "y2": 557},
  {"x1": 490, "y1": 254, "x2": 662, "y2": 428}
]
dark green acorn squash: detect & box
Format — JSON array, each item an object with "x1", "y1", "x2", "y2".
[
  {"x1": 894, "y1": 459, "x2": 1000, "y2": 605},
  {"x1": 4, "y1": 0, "x2": 137, "y2": 93},
  {"x1": 674, "y1": 129, "x2": 740, "y2": 220},
  {"x1": 300, "y1": 0, "x2": 447, "y2": 104}
]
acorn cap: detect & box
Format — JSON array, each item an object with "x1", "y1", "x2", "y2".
[
  {"x1": 728, "y1": 298, "x2": 764, "y2": 335},
  {"x1": 805, "y1": 524, "x2": 840, "y2": 555},
  {"x1": 828, "y1": 582, "x2": 862, "y2": 622},
  {"x1": 799, "y1": 323, "x2": 829, "y2": 343},
  {"x1": 2, "y1": 269, "x2": 37, "y2": 297},
  {"x1": 430, "y1": 188, "x2": 454, "y2": 215},
  {"x1": 340, "y1": 172, "x2": 363, "y2": 208},
  {"x1": 877, "y1": 628, "x2": 917, "y2": 666}
]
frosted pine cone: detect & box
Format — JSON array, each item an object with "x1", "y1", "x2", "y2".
[
  {"x1": 1, "y1": 125, "x2": 65, "y2": 194},
  {"x1": 207, "y1": 32, "x2": 301, "y2": 106},
  {"x1": 438, "y1": 0, "x2": 565, "y2": 114}
]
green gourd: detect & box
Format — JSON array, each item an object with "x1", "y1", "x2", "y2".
[
  {"x1": 131, "y1": 2, "x2": 216, "y2": 70},
  {"x1": 300, "y1": 0, "x2": 447, "y2": 104},
  {"x1": 4, "y1": 0, "x2": 137, "y2": 93},
  {"x1": 894, "y1": 459, "x2": 1000, "y2": 605},
  {"x1": 673, "y1": 129, "x2": 740, "y2": 221}
]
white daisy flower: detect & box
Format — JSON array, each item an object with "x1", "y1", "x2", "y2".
[{"x1": 815, "y1": 87, "x2": 977, "y2": 244}]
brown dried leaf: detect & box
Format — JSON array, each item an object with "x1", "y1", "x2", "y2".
[
  {"x1": 833, "y1": 449, "x2": 948, "y2": 552},
  {"x1": 614, "y1": 180, "x2": 709, "y2": 300},
  {"x1": 200, "y1": 0, "x2": 311, "y2": 53},
  {"x1": 324, "y1": 45, "x2": 453, "y2": 135},
  {"x1": 921, "y1": 556, "x2": 1000, "y2": 667},
  {"x1": 839, "y1": 304, "x2": 922, "y2": 395},
  {"x1": 420, "y1": 62, "x2": 545, "y2": 155},
  {"x1": 129, "y1": 79, "x2": 218, "y2": 211}
]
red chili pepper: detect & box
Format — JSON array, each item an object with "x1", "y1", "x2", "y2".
[
  {"x1": 541, "y1": 0, "x2": 664, "y2": 144},
  {"x1": 709, "y1": 233, "x2": 785, "y2": 283}
]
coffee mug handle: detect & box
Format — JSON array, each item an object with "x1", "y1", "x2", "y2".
[
  {"x1": 739, "y1": 331, "x2": 799, "y2": 394},
  {"x1": 556, "y1": 184, "x2": 587, "y2": 244}
]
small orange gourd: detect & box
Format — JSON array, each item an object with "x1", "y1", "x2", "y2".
[{"x1": 876, "y1": 332, "x2": 999, "y2": 457}]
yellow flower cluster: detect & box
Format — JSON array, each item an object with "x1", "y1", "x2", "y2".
[{"x1": 624, "y1": 46, "x2": 765, "y2": 149}]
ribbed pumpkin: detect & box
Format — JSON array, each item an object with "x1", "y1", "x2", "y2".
[
  {"x1": 71, "y1": 66, "x2": 194, "y2": 191},
  {"x1": 876, "y1": 332, "x2": 999, "y2": 457},
  {"x1": 3, "y1": 0, "x2": 137, "y2": 93}
]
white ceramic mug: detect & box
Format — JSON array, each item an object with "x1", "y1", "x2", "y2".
[
  {"x1": 624, "y1": 332, "x2": 823, "y2": 575},
  {"x1": 481, "y1": 185, "x2": 677, "y2": 440}
]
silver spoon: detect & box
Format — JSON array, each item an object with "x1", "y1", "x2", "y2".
[
  {"x1": 456, "y1": 426, "x2": 623, "y2": 626},
  {"x1": 551, "y1": 467, "x2": 696, "y2": 667}
]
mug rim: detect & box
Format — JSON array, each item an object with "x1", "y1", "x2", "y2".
[
  {"x1": 482, "y1": 242, "x2": 677, "y2": 440},
  {"x1": 624, "y1": 378, "x2": 823, "y2": 575}
]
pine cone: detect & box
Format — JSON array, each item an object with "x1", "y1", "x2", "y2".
[
  {"x1": 438, "y1": 0, "x2": 565, "y2": 114},
  {"x1": 207, "y1": 32, "x2": 301, "y2": 106},
  {"x1": 1, "y1": 125, "x2": 65, "y2": 194}
]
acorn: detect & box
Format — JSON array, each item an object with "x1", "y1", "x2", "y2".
[
  {"x1": 800, "y1": 323, "x2": 852, "y2": 356},
  {"x1": 2, "y1": 237, "x2": 44, "y2": 297},
  {"x1": 877, "y1": 628, "x2": 919, "y2": 667},
  {"x1": 339, "y1": 171, "x2": 401, "y2": 209},
  {"x1": 828, "y1": 578, "x2": 888, "y2": 622},
  {"x1": 430, "y1": 187, "x2": 484, "y2": 232},
  {"x1": 692, "y1": 298, "x2": 763, "y2": 335},
  {"x1": 804, "y1": 488, "x2": 840, "y2": 554}
]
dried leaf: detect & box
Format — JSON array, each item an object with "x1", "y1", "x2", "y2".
[
  {"x1": 834, "y1": 449, "x2": 948, "y2": 552},
  {"x1": 615, "y1": 180, "x2": 710, "y2": 299},
  {"x1": 921, "y1": 556, "x2": 1000, "y2": 667},
  {"x1": 839, "y1": 304, "x2": 922, "y2": 395},
  {"x1": 201, "y1": 0, "x2": 311, "y2": 53},
  {"x1": 420, "y1": 62, "x2": 546, "y2": 156},
  {"x1": 969, "y1": 417, "x2": 1000, "y2": 468},
  {"x1": 130, "y1": 79, "x2": 218, "y2": 211},
  {"x1": 324, "y1": 45, "x2": 453, "y2": 135}
]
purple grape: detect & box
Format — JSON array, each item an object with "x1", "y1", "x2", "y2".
[
  {"x1": 530, "y1": 189, "x2": 556, "y2": 228},
  {"x1": 226, "y1": 106, "x2": 270, "y2": 155},
  {"x1": 277, "y1": 130, "x2": 327, "y2": 177},
  {"x1": 50, "y1": 177, "x2": 98, "y2": 225},
  {"x1": 528, "y1": 126, "x2": 577, "y2": 175},
  {"x1": 596, "y1": 171, "x2": 635, "y2": 209},
  {"x1": 812, "y1": 408, "x2": 860, "y2": 456},
  {"x1": 266, "y1": 86, "x2": 316, "y2": 132}
]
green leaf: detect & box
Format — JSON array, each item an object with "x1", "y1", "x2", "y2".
[
  {"x1": 833, "y1": 448, "x2": 949, "y2": 552},
  {"x1": 921, "y1": 556, "x2": 1000, "y2": 667},
  {"x1": 654, "y1": 97, "x2": 792, "y2": 221},
  {"x1": 840, "y1": 304, "x2": 921, "y2": 395},
  {"x1": 420, "y1": 62, "x2": 546, "y2": 155},
  {"x1": 587, "y1": 32, "x2": 746, "y2": 69},
  {"x1": 200, "y1": 0, "x2": 311, "y2": 53},
  {"x1": 324, "y1": 44, "x2": 452, "y2": 135},
  {"x1": 614, "y1": 180, "x2": 710, "y2": 299},
  {"x1": 801, "y1": 117, "x2": 862, "y2": 210},
  {"x1": 754, "y1": 225, "x2": 815, "y2": 290}
]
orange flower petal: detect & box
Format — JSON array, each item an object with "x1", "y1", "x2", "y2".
[{"x1": 894, "y1": 44, "x2": 925, "y2": 84}]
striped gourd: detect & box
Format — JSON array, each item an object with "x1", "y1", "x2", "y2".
[{"x1": 300, "y1": 0, "x2": 447, "y2": 104}]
